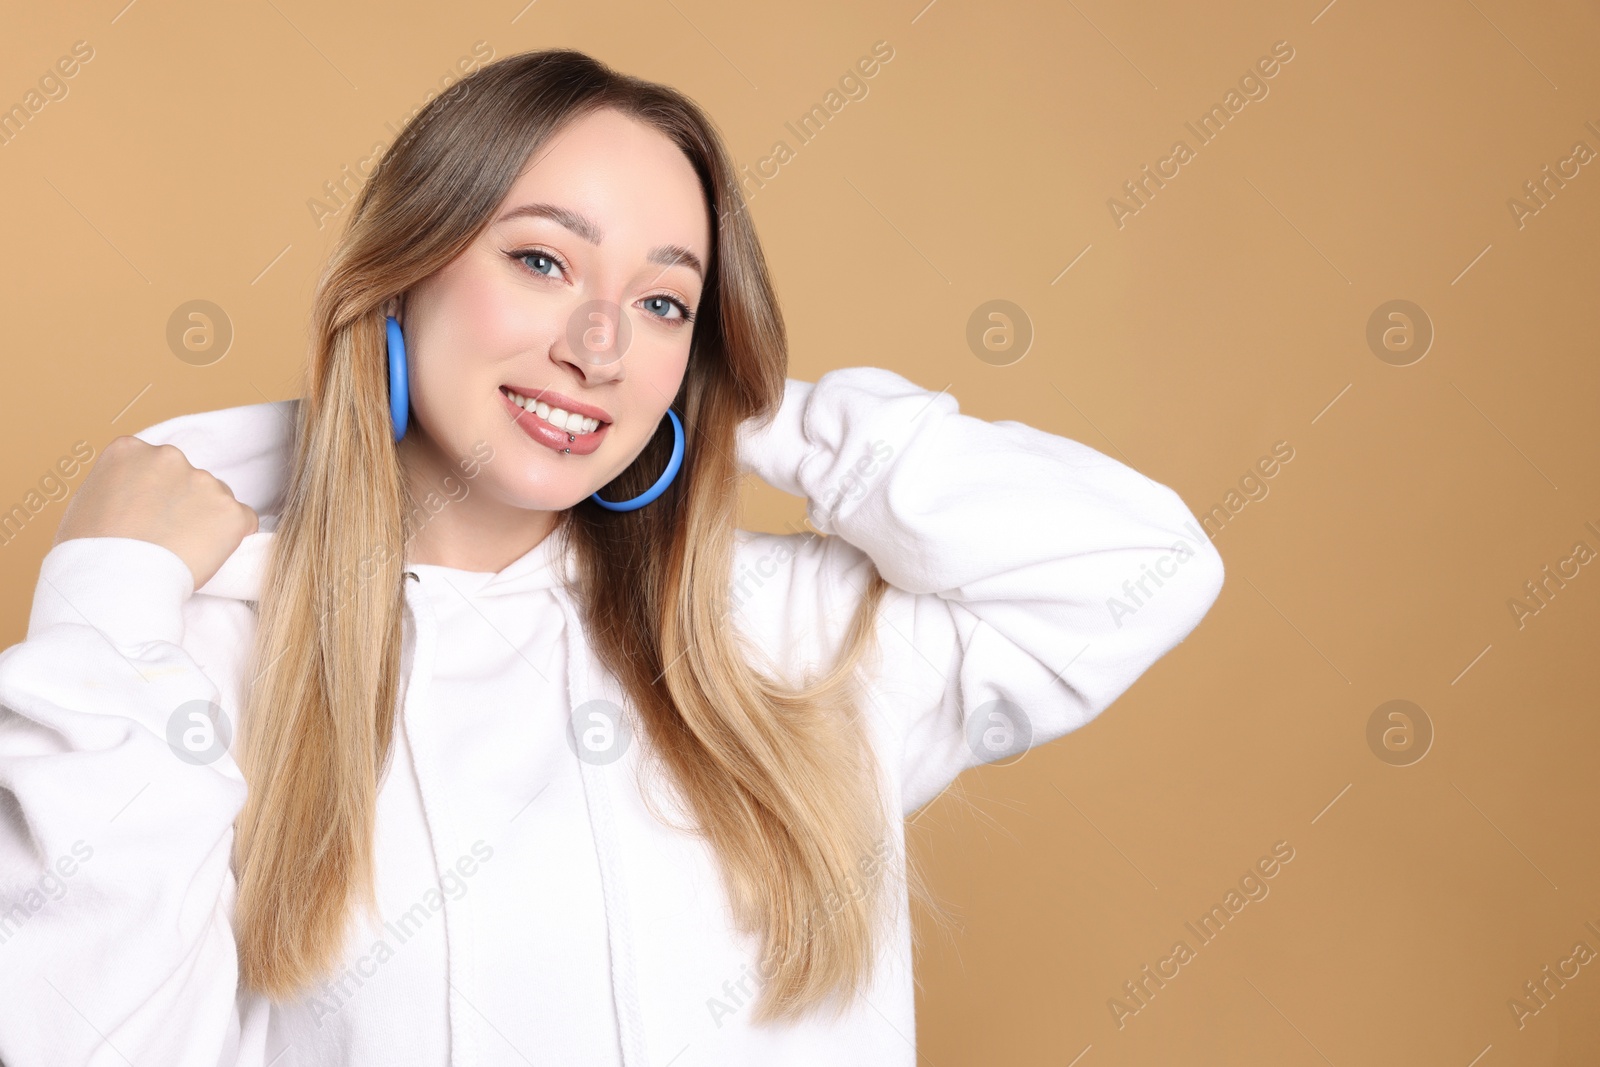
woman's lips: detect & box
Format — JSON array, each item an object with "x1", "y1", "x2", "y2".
[{"x1": 500, "y1": 388, "x2": 610, "y2": 456}]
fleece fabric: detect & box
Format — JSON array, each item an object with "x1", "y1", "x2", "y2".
[{"x1": 0, "y1": 366, "x2": 1224, "y2": 1066}]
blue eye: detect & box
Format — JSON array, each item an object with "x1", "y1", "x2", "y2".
[
  {"x1": 514, "y1": 248, "x2": 565, "y2": 278},
  {"x1": 641, "y1": 295, "x2": 694, "y2": 324}
]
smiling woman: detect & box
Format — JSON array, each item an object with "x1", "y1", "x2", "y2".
[{"x1": 0, "y1": 45, "x2": 1224, "y2": 1067}]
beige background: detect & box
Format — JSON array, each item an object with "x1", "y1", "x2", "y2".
[{"x1": 3, "y1": 0, "x2": 1599, "y2": 1063}]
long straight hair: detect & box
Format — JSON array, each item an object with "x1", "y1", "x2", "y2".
[{"x1": 230, "y1": 48, "x2": 934, "y2": 1025}]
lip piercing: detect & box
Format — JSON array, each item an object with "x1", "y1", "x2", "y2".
[{"x1": 564, "y1": 431, "x2": 574, "y2": 454}]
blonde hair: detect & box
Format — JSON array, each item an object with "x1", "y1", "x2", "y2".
[{"x1": 230, "y1": 47, "x2": 937, "y2": 1025}]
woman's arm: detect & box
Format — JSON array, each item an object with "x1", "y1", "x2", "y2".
[
  {"x1": 735, "y1": 366, "x2": 1225, "y2": 813},
  {"x1": 0, "y1": 537, "x2": 265, "y2": 1066}
]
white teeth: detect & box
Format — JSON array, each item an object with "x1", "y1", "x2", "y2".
[{"x1": 504, "y1": 389, "x2": 601, "y2": 434}]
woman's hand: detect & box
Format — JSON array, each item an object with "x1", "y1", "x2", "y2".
[{"x1": 54, "y1": 435, "x2": 259, "y2": 591}]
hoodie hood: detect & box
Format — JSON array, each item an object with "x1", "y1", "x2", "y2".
[
  {"x1": 133, "y1": 398, "x2": 295, "y2": 602},
  {"x1": 135, "y1": 397, "x2": 575, "y2": 602}
]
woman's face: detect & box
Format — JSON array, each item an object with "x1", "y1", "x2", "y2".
[{"x1": 392, "y1": 106, "x2": 712, "y2": 517}]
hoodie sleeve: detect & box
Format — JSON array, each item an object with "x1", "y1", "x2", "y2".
[
  {"x1": 0, "y1": 536, "x2": 270, "y2": 1066},
  {"x1": 735, "y1": 366, "x2": 1225, "y2": 814}
]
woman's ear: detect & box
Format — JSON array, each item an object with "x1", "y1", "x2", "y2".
[{"x1": 383, "y1": 296, "x2": 404, "y2": 323}]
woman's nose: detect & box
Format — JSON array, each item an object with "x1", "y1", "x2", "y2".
[
  {"x1": 568, "y1": 299, "x2": 633, "y2": 364},
  {"x1": 558, "y1": 299, "x2": 630, "y2": 381}
]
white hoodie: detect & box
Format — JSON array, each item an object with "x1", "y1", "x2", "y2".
[{"x1": 0, "y1": 366, "x2": 1224, "y2": 1067}]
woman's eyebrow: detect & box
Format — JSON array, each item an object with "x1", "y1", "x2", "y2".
[
  {"x1": 647, "y1": 244, "x2": 704, "y2": 279},
  {"x1": 497, "y1": 201, "x2": 704, "y2": 279}
]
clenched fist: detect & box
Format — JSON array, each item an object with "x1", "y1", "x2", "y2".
[{"x1": 54, "y1": 435, "x2": 259, "y2": 591}]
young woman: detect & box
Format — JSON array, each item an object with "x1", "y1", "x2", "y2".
[{"x1": 0, "y1": 48, "x2": 1224, "y2": 1067}]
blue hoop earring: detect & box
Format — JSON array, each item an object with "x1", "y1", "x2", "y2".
[
  {"x1": 590, "y1": 407, "x2": 684, "y2": 511},
  {"x1": 385, "y1": 314, "x2": 409, "y2": 442}
]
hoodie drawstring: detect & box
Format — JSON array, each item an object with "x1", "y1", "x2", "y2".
[
  {"x1": 555, "y1": 592, "x2": 650, "y2": 1067},
  {"x1": 399, "y1": 577, "x2": 483, "y2": 1067},
  {"x1": 401, "y1": 572, "x2": 648, "y2": 1066}
]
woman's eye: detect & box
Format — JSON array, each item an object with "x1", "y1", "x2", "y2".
[
  {"x1": 640, "y1": 295, "x2": 691, "y2": 323},
  {"x1": 515, "y1": 250, "x2": 565, "y2": 279}
]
